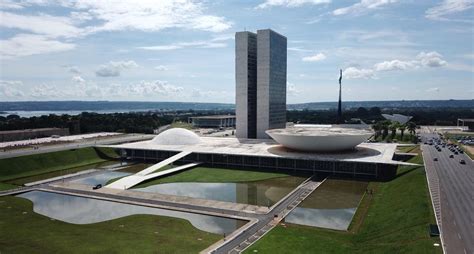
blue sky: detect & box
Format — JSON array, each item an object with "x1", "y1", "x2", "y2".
[{"x1": 0, "y1": 0, "x2": 473, "y2": 103}]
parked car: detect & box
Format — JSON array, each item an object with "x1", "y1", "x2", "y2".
[
  {"x1": 449, "y1": 155, "x2": 454, "y2": 158},
  {"x1": 460, "y1": 160, "x2": 466, "y2": 165},
  {"x1": 93, "y1": 184, "x2": 102, "y2": 190},
  {"x1": 433, "y1": 158, "x2": 438, "y2": 161}
]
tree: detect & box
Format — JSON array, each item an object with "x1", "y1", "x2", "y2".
[
  {"x1": 380, "y1": 120, "x2": 391, "y2": 140},
  {"x1": 407, "y1": 121, "x2": 417, "y2": 136},
  {"x1": 372, "y1": 122, "x2": 382, "y2": 140},
  {"x1": 389, "y1": 122, "x2": 399, "y2": 139},
  {"x1": 398, "y1": 124, "x2": 407, "y2": 140}
]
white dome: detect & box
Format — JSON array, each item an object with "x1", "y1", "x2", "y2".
[{"x1": 152, "y1": 128, "x2": 202, "y2": 145}]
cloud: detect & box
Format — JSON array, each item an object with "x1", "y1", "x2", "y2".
[
  {"x1": 154, "y1": 65, "x2": 169, "y2": 71},
  {"x1": 138, "y1": 36, "x2": 231, "y2": 51},
  {"x1": 333, "y1": 0, "x2": 398, "y2": 16},
  {"x1": 0, "y1": 34, "x2": 75, "y2": 59},
  {"x1": 31, "y1": 84, "x2": 63, "y2": 98},
  {"x1": 126, "y1": 80, "x2": 183, "y2": 96},
  {"x1": 0, "y1": 80, "x2": 25, "y2": 98},
  {"x1": 0, "y1": 0, "x2": 26, "y2": 9},
  {"x1": 374, "y1": 60, "x2": 415, "y2": 71},
  {"x1": 256, "y1": 0, "x2": 331, "y2": 9},
  {"x1": 416, "y1": 51, "x2": 447, "y2": 67},
  {"x1": 302, "y1": 53, "x2": 326, "y2": 62},
  {"x1": 71, "y1": 76, "x2": 85, "y2": 84},
  {"x1": 343, "y1": 67, "x2": 376, "y2": 79},
  {"x1": 67, "y1": 66, "x2": 81, "y2": 74},
  {"x1": 427, "y1": 87, "x2": 440, "y2": 92},
  {"x1": 287, "y1": 82, "x2": 300, "y2": 95},
  {"x1": 0, "y1": 11, "x2": 84, "y2": 38},
  {"x1": 95, "y1": 60, "x2": 139, "y2": 77},
  {"x1": 66, "y1": 1, "x2": 231, "y2": 33},
  {"x1": 344, "y1": 51, "x2": 448, "y2": 79},
  {"x1": 425, "y1": 0, "x2": 474, "y2": 21}
]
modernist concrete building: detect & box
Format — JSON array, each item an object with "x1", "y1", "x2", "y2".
[
  {"x1": 236, "y1": 29, "x2": 287, "y2": 139},
  {"x1": 188, "y1": 115, "x2": 236, "y2": 128}
]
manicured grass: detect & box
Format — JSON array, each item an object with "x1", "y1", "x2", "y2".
[
  {"x1": 170, "y1": 121, "x2": 193, "y2": 129},
  {"x1": 245, "y1": 155, "x2": 441, "y2": 254},
  {"x1": 0, "y1": 147, "x2": 117, "y2": 182},
  {"x1": 0, "y1": 196, "x2": 221, "y2": 253},
  {"x1": 0, "y1": 182, "x2": 18, "y2": 191},
  {"x1": 397, "y1": 145, "x2": 420, "y2": 154},
  {"x1": 133, "y1": 167, "x2": 294, "y2": 188}
]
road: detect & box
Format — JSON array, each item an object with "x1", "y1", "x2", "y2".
[
  {"x1": 0, "y1": 134, "x2": 154, "y2": 159},
  {"x1": 420, "y1": 132, "x2": 474, "y2": 254}
]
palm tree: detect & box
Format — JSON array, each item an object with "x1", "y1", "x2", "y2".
[
  {"x1": 389, "y1": 122, "x2": 399, "y2": 139},
  {"x1": 398, "y1": 124, "x2": 407, "y2": 140},
  {"x1": 407, "y1": 121, "x2": 417, "y2": 137},
  {"x1": 372, "y1": 122, "x2": 382, "y2": 140},
  {"x1": 380, "y1": 120, "x2": 391, "y2": 140}
]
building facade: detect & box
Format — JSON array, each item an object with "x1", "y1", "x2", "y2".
[
  {"x1": 188, "y1": 115, "x2": 236, "y2": 128},
  {"x1": 236, "y1": 29, "x2": 287, "y2": 139}
]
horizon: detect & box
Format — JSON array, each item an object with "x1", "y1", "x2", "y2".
[{"x1": 1, "y1": 1, "x2": 473, "y2": 103}]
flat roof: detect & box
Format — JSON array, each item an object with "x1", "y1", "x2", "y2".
[
  {"x1": 267, "y1": 127, "x2": 372, "y2": 136},
  {"x1": 106, "y1": 137, "x2": 411, "y2": 166}
]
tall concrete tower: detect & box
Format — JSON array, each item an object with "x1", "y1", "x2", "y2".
[{"x1": 235, "y1": 29, "x2": 287, "y2": 139}]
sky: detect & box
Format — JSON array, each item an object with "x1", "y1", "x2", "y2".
[{"x1": 0, "y1": 0, "x2": 473, "y2": 104}]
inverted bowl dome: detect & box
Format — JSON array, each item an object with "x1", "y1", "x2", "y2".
[
  {"x1": 266, "y1": 127, "x2": 373, "y2": 152},
  {"x1": 152, "y1": 128, "x2": 202, "y2": 145}
]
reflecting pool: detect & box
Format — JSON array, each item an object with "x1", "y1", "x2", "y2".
[
  {"x1": 70, "y1": 171, "x2": 131, "y2": 186},
  {"x1": 134, "y1": 176, "x2": 305, "y2": 207},
  {"x1": 285, "y1": 179, "x2": 367, "y2": 230},
  {"x1": 18, "y1": 191, "x2": 243, "y2": 235}
]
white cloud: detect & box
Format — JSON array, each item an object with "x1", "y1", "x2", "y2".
[
  {"x1": 374, "y1": 59, "x2": 415, "y2": 71},
  {"x1": 154, "y1": 65, "x2": 169, "y2": 71},
  {"x1": 343, "y1": 67, "x2": 376, "y2": 79},
  {"x1": 287, "y1": 82, "x2": 300, "y2": 95},
  {"x1": 0, "y1": 0, "x2": 25, "y2": 9},
  {"x1": 427, "y1": 87, "x2": 440, "y2": 92},
  {"x1": 256, "y1": 0, "x2": 331, "y2": 9},
  {"x1": 425, "y1": 0, "x2": 474, "y2": 21},
  {"x1": 66, "y1": 0, "x2": 231, "y2": 33},
  {"x1": 0, "y1": 11, "x2": 84, "y2": 38},
  {"x1": 416, "y1": 51, "x2": 447, "y2": 67},
  {"x1": 302, "y1": 53, "x2": 326, "y2": 62},
  {"x1": 126, "y1": 80, "x2": 183, "y2": 96},
  {"x1": 67, "y1": 66, "x2": 81, "y2": 74},
  {"x1": 95, "y1": 60, "x2": 139, "y2": 77},
  {"x1": 31, "y1": 84, "x2": 63, "y2": 98},
  {"x1": 138, "y1": 36, "x2": 231, "y2": 51},
  {"x1": 72, "y1": 76, "x2": 85, "y2": 84},
  {"x1": 0, "y1": 34, "x2": 75, "y2": 59},
  {"x1": 333, "y1": 0, "x2": 398, "y2": 16},
  {"x1": 0, "y1": 80, "x2": 25, "y2": 98}
]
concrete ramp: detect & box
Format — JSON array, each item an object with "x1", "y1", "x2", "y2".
[
  {"x1": 105, "y1": 150, "x2": 198, "y2": 190},
  {"x1": 136, "y1": 151, "x2": 191, "y2": 176}
]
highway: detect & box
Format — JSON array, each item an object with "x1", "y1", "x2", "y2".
[
  {"x1": 420, "y1": 132, "x2": 474, "y2": 254},
  {"x1": 0, "y1": 134, "x2": 154, "y2": 159}
]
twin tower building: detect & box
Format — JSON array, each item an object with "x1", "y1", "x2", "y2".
[{"x1": 235, "y1": 29, "x2": 287, "y2": 139}]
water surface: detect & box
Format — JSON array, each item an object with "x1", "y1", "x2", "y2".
[
  {"x1": 18, "y1": 191, "x2": 242, "y2": 235},
  {"x1": 70, "y1": 171, "x2": 131, "y2": 186},
  {"x1": 134, "y1": 176, "x2": 304, "y2": 207},
  {"x1": 285, "y1": 179, "x2": 367, "y2": 230}
]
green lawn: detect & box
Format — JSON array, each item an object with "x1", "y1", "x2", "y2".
[
  {"x1": 133, "y1": 167, "x2": 293, "y2": 188},
  {"x1": 0, "y1": 147, "x2": 117, "y2": 182},
  {"x1": 245, "y1": 155, "x2": 442, "y2": 254},
  {"x1": 0, "y1": 196, "x2": 221, "y2": 253}
]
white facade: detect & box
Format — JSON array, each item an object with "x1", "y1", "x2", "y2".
[{"x1": 266, "y1": 127, "x2": 373, "y2": 152}]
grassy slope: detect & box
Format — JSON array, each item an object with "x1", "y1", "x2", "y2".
[
  {"x1": 0, "y1": 147, "x2": 117, "y2": 182},
  {"x1": 245, "y1": 155, "x2": 441, "y2": 254},
  {"x1": 133, "y1": 167, "x2": 292, "y2": 188},
  {"x1": 0, "y1": 196, "x2": 220, "y2": 254}
]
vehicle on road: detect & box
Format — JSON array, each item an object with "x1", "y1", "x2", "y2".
[
  {"x1": 93, "y1": 184, "x2": 102, "y2": 190},
  {"x1": 433, "y1": 158, "x2": 438, "y2": 161},
  {"x1": 460, "y1": 160, "x2": 466, "y2": 165},
  {"x1": 449, "y1": 155, "x2": 454, "y2": 158}
]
